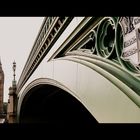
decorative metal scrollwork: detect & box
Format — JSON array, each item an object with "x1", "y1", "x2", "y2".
[
  {"x1": 96, "y1": 17, "x2": 116, "y2": 59},
  {"x1": 91, "y1": 30, "x2": 96, "y2": 54},
  {"x1": 70, "y1": 30, "x2": 97, "y2": 55},
  {"x1": 79, "y1": 30, "x2": 97, "y2": 54},
  {"x1": 69, "y1": 17, "x2": 140, "y2": 76}
]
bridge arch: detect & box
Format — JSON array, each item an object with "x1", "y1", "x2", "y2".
[
  {"x1": 14, "y1": 17, "x2": 140, "y2": 124},
  {"x1": 17, "y1": 78, "x2": 97, "y2": 127}
]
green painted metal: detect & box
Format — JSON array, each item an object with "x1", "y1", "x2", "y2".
[
  {"x1": 65, "y1": 16, "x2": 140, "y2": 107},
  {"x1": 66, "y1": 17, "x2": 140, "y2": 76},
  {"x1": 96, "y1": 17, "x2": 116, "y2": 58},
  {"x1": 63, "y1": 54, "x2": 140, "y2": 108}
]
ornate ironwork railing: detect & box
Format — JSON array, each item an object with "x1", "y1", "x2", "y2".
[{"x1": 67, "y1": 17, "x2": 140, "y2": 77}]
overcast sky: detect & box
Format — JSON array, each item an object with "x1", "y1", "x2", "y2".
[{"x1": 0, "y1": 17, "x2": 44, "y2": 102}]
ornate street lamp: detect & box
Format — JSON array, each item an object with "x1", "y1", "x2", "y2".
[
  {"x1": 12, "y1": 61, "x2": 16, "y2": 87},
  {"x1": 13, "y1": 61, "x2": 16, "y2": 81}
]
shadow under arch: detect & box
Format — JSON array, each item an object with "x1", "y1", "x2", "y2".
[{"x1": 18, "y1": 80, "x2": 97, "y2": 128}]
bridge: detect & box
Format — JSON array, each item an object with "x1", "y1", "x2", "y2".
[{"x1": 6, "y1": 17, "x2": 140, "y2": 125}]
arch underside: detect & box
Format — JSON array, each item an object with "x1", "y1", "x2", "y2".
[{"x1": 19, "y1": 83, "x2": 97, "y2": 127}]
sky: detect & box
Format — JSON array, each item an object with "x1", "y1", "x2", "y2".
[{"x1": 0, "y1": 17, "x2": 44, "y2": 102}]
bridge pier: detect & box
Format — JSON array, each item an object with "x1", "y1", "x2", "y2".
[{"x1": 7, "y1": 85, "x2": 17, "y2": 123}]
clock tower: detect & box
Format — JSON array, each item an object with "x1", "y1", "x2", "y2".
[{"x1": 0, "y1": 58, "x2": 4, "y2": 114}]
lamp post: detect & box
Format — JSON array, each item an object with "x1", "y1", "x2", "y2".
[
  {"x1": 12, "y1": 61, "x2": 17, "y2": 122},
  {"x1": 12, "y1": 61, "x2": 16, "y2": 87},
  {"x1": 13, "y1": 61, "x2": 16, "y2": 81}
]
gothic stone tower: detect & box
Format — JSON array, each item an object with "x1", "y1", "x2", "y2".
[{"x1": 0, "y1": 59, "x2": 4, "y2": 114}]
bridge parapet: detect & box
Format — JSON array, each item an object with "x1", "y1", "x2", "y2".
[{"x1": 17, "y1": 17, "x2": 73, "y2": 93}]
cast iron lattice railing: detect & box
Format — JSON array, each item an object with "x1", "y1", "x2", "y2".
[
  {"x1": 17, "y1": 17, "x2": 73, "y2": 93},
  {"x1": 68, "y1": 17, "x2": 140, "y2": 76}
]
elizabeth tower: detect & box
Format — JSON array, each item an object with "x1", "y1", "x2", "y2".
[{"x1": 0, "y1": 59, "x2": 4, "y2": 114}]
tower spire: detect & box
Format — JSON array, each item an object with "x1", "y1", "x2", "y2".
[
  {"x1": 0, "y1": 57, "x2": 2, "y2": 71},
  {"x1": 0, "y1": 56, "x2": 4, "y2": 116},
  {"x1": 0, "y1": 57, "x2": 1, "y2": 66}
]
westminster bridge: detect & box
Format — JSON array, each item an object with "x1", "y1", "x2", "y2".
[{"x1": 7, "y1": 17, "x2": 140, "y2": 126}]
